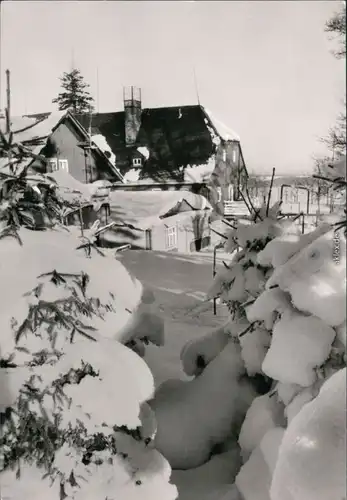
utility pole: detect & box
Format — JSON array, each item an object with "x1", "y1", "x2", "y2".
[
  {"x1": 5, "y1": 68, "x2": 10, "y2": 133},
  {"x1": 0, "y1": 0, "x2": 3, "y2": 117},
  {"x1": 5, "y1": 68, "x2": 13, "y2": 172}
]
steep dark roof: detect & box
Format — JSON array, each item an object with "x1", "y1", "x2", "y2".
[
  {"x1": 74, "y1": 105, "x2": 246, "y2": 182},
  {"x1": 75, "y1": 105, "x2": 212, "y2": 149},
  {"x1": 74, "y1": 106, "x2": 218, "y2": 180}
]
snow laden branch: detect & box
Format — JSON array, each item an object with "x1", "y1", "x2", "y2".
[
  {"x1": 0, "y1": 228, "x2": 177, "y2": 500},
  {"x1": 0, "y1": 123, "x2": 177, "y2": 499},
  {"x1": 156, "y1": 195, "x2": 346, "y2": 499}
]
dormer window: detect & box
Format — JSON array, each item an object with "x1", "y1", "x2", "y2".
[{"x1": 133, "y1": 157, "x2": 142, "y2": 167}]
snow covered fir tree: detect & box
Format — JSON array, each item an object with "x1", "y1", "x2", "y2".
[
  {"x1": 152, "y1": 158, "x2": 345, "y2": 500},
  {"x1": 0, "y1": 121, "x2": 177, "y2": 499}
]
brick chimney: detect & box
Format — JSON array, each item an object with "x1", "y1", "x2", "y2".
[{"x1": 123, "y1": 86, "x2": 142, "y2": 147}]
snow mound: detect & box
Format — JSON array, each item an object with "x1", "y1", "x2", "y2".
[
  {"x1": 270, "y1": 368, "x2": 346, "y2": 500},
  {"x1": 180, "y1": 323, "x2": 231, "y2": 376},
  {"x1": 150, "y1": 340, "x2": 256, "y2": 469},
  {"x1": 171, "y1": 443, "x2": 241, "y2": 500}
]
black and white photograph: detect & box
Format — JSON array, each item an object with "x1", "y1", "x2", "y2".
[{"x1": 0, "y1": 1, "x2": 346, "y2": 499}]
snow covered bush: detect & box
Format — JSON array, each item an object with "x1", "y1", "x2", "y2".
[
  {"x1": 173, "y1": 162, "x2": 345, "y2": 499},
  {"x1": 150, "y1": 196, "x2": 285, "y2": 472},
  {"x1": 0, "y1": 133, "x2": 176, "y2": 499}
]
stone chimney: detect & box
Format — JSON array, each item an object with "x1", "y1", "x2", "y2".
[{"x1": 123, "y1": 86, "x2": 142, "y2": 147}]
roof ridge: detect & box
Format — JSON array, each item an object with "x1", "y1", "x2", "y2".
[{"x1": 75, "y1": 104, "x2": 202, "y2": 117}]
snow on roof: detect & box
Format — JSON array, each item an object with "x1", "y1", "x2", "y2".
[
  {"x1": 202, "y1": 107, "x2": 240, "y2": 142},
  {"x1": 0, "y1": 111, "x2": 66, "y2": 143},
  {"x1": 137, "y1": 146, "x2": 150, "y2": 160},
  {"x1": 184, "y1": 156, "x2": 216, "y2": 183},
  {"x1": 91, "y1": 134, "x2": 116, "y2": 167},
  {"x1": 110, "y1": 190, "x2": 212, "y2": 229},
  {"x1": 0, "y1": 112, "x2": 67, "y2": 172},
  {"x1": 123, "y1": 169, "x2": 141, "y2": 183}
]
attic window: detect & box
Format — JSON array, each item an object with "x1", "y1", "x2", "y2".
[{"x1": 133, "y1": 158, "x2": 142, "y2": 167}]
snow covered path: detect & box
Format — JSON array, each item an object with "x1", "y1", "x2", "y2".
[
  {"x1": 118, "y1": 250, "x2": 229, "y2": 386},
  {"x1": 118, "y1": 250, "x2": 237, "y2": 500}
]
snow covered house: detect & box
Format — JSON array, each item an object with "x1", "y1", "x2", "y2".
[
  {"x1": 0, "y1": 111, "x2": 124, "y2": 184},
  {"x1": 99, "y1": 190, "x2": 212, "y2": 252},
  {"x1": 74, "y1": 86, "x2": 249, "y2": 216}
]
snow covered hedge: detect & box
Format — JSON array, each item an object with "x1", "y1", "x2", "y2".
[
  {"x1": 174, "y1": 160, "x2": 346, "y2": 499},
  {"x1": 0, "y1": 147, "x2": 177, "y2": 499}
]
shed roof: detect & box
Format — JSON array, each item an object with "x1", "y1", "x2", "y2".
[{"x1": 110, "y1": 190, "x2": 212, "y2": 230}]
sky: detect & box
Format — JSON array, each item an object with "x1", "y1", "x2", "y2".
[{"x1": 0, "y1": 0, "x2": 345, "y2": 174}]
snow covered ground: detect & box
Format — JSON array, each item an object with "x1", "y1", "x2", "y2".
[{"x1": 118, "y1": 249, "x2": 229, "y2": 386}]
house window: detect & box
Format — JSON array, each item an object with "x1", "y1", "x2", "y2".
[
  {"x1": 232, "y1": 149, "x2": 237, "y2": 163},
  {"x1": 216, "y1": 187, "x2": 222, "y2": 202},
  {"x1": 48, "y1": 158, "x2": 58, "y2": 172},
  {"x1": 228, "y1": 184, "x2": 234, "y2": 201},
  {"x1": 58, "y1": 159, "x2": 69, "y2": 172},
  {"x1": 222, "y1": 150, "x2": 227, "y2": 162},
  {"x1": 133, "y1": 157, "x2": 142, "y2": 167},
  {"x1": 165, "y1": 225, "x2": 178, "y2": 250}
]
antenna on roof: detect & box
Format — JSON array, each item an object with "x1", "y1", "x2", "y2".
[
  {"x1": 193, "y1": 65, "x2": 201, "y2": 106},
  {"x1": 70, "y1": 46, "x2": 75, "y2": 71},
  {"x1": 96, "y1": 67, "x2": 100, "y2": 113}
]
